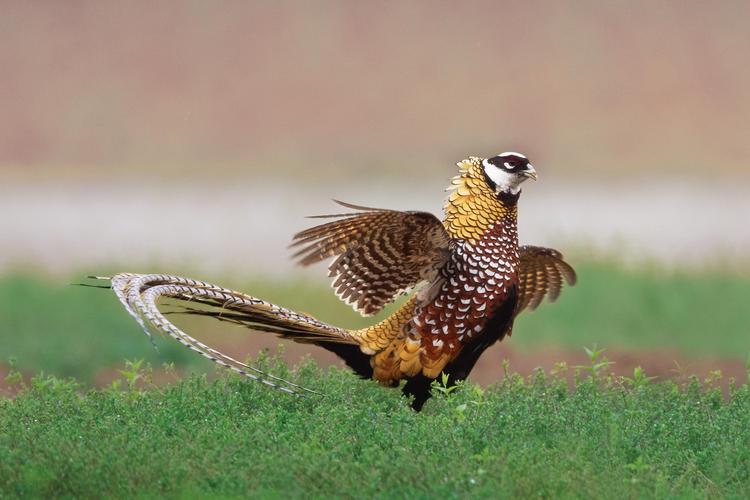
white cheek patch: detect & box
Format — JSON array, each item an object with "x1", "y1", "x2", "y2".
[
  {"x1": 483, "y1": 162, "x2": 507, "y2": 186},
  {"x1": 482, "y1": 161, "x2": 523, "y2": 195}
]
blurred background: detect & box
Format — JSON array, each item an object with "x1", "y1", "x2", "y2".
[{"x1": 2, "y1": 1, "x2": 749, "y2": 390}]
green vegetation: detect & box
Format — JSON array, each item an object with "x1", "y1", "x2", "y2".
[
  {"x1": 1, "y1": 357, "x2": 749, "y2": 498},
  {"x1": 1, "y1": 263, "x2": 749, "y2": 382}
]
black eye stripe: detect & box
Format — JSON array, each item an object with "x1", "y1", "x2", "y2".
[{"x1": 487, "y1": 155, "x2": 529, "y2": 171}]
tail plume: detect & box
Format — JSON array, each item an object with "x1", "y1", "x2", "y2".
[{"x1": 103, "y1": 273, "x2": 359, "y2": 396}]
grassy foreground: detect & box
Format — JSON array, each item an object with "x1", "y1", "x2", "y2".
[
  {"x1": 2, "y1": 358, "x2": 750, "y2": 498},
  {"x1": 2, "y1": 262, "x2": 750, "y2": 382}
]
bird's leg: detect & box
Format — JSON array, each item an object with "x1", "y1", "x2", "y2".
[{"x1": 402, "y1": 374, "x2": 434, "y2": 411}]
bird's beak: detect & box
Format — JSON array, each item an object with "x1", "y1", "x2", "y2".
[{"x1": 523, "y1": 165, "x2": 538, "y2": 181}]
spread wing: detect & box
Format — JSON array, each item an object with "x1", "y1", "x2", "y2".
[
  {"x1": 290, "y1": 200, "x2": 451, "y2": 316},
  {"x1": 515, "y1": 245, "x2": 577, "y2": 315}
]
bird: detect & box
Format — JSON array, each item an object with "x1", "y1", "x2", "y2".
[{"x1": 101, "y1": 153, "x2": 576, "y2": 409}]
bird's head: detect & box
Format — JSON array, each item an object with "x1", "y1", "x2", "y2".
[
  {"x1": 480, "y1": 152, "x2": 537, "y2": 196},
  {"x1": 444, "y1": 152, "x2": 536, "y2": 241}
]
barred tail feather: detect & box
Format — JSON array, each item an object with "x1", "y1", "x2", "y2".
[{"x1": 105, "y1": 273, "x2": 358, "y2": 396}]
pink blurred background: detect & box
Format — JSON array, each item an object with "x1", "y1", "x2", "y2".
[{"x1": 2, "y1": 1, "x2": 749, "y2": 180}]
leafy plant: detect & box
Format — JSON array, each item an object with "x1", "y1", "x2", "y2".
[
  {"x1": 575, "y1": 344, "x2": 614, "y2": 379},
  {"x1": 622, "y1": 366, "x2": 657, "y2": 389},
  {"x1": 432, "y1": 372, "x2": 459, "y2": 396},
  {"x1": 118, "y1": 359, "x2": 152, "y2": 391}
]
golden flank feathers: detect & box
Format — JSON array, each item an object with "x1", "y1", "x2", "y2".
[
  {"x1": 421, "y1": 351, "x2": 452, "y2": 379},
  {"x1": 399, "y1": 337, "x2": 423, "y2": 377},
  {"x1": 372, "y1": 343, "x2": 404, "y2": 385},
  {"x1": 353, "y1": 296, "x2": 419, "y2": 354}
]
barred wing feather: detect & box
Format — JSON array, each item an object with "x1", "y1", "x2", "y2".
[
  {"x1": 515, "y1": 245, "x2": 577, "y2": 315},
  {"x1": 291, "y1": 201, "x2": 451, "y2": 316}
]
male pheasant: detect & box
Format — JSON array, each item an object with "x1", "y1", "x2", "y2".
[{"x1": 102, "y1": 153, "x2": 576, "y2": 409}]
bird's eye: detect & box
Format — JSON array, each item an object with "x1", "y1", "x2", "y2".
[{"x1": 504, "y1": 162, "x2": 517, "y2": 171}]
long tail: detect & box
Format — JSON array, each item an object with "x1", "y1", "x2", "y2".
[{"x1": 98, "y1": 273, "x2": 362, "y2": 396}]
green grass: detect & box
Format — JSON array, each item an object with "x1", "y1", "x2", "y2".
[
  {"x1": 1, "y1": 262, "x2": 749, "y2": 382},
  {"x1": 1, "y1": 360, "x2": 749, "y2": 498}
]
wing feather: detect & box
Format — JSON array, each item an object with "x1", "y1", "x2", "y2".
[
  {"x1": 290, "y1": 201, "x2": 450, "y2": 316},
  {"x1": 516, "y1": 245, "x2": 576, "y2": 315}
]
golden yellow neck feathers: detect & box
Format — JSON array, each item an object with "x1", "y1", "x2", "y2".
[{"x1": 443, "y1": 157, "x2": 518, "y2": 243}]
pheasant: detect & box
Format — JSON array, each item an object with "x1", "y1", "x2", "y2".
[{"x1": 100, "y1": 153, "x2": 576, "y2": 409}]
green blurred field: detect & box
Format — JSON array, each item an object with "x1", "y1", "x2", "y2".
[{"x1": 1, "y1": 262, "x2": 749, "y2": 383}]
